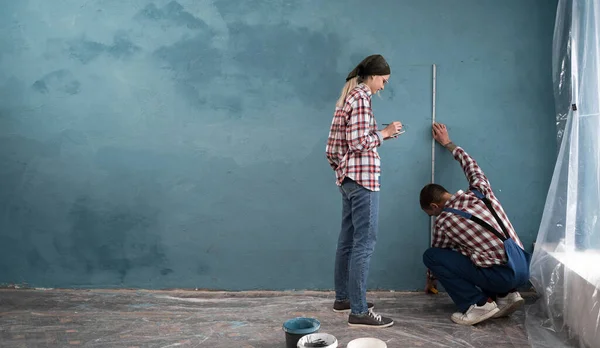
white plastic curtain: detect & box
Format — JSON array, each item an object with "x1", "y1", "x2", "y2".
[{"x1": 527, "y1": 0, "x2": 600, "y2": 347}]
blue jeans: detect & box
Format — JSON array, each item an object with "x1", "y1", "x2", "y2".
[
  {"x1": 334, "y1": 178, "x2": 379, "y2": 315},
  {"x1": 423, "y1": 247, "x2": 518, "y2": 313}
]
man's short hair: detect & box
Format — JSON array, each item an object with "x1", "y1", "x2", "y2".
[{"x1": 420, "y1": 184, "x2": 450, "y2": 209}]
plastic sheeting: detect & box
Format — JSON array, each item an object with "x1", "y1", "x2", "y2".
[{"x1": 527, "y1": 0, "x2": 600, "y2": 347}]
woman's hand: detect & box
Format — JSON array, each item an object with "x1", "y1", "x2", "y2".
[{"x1": 382, "y1": 121, "x2": 403, "y2": 139}]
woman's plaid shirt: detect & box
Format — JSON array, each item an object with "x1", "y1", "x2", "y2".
[{"x1": 326, "y1": 84, "x2": 383, "y2": 191}]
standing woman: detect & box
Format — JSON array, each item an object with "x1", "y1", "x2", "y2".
[{"x1": 326, "y1": 54, "x2": 403, "y2": 328}]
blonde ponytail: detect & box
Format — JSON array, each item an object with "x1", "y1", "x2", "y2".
[{"x1": 335, "y1": 77, "x2": 358, "y2": 108}]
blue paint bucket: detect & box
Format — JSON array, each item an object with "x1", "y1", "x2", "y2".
[{"x1": 282, "y1": 317, "x2": 320, "y2": 348}]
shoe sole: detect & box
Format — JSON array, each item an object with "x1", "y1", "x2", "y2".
[
  {"x1": 333, "y1": 305, "x2": 374, "y2": 313},
  {"x1": 492, "y1": 298, "x2": 524, "y2": 318},
  {"x1": 348, "y1": 320, "x2": 394, "y2": 328},
  {"x1": 451, "y1": 307, "x2": 500, "y2": 325}
]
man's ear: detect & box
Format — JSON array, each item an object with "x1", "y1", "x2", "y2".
[{"x1": 429, "y1": 203, "x2": 439, "y2": 210}]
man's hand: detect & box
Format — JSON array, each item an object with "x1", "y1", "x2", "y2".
[
  {"x1": 432, "y1": 123, "x2": 450, "y2": 145},
  {"x1": 432, "y1": 123, "x2": 456, "y2": 151}
]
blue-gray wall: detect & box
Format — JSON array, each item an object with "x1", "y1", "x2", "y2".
[{"x1": 0, "y1": 0, "x2": 557, "y2": 290}]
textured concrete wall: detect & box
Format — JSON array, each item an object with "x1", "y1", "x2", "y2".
[{"x1": 0, "y1": 0, "x2": 557, "y2": 290}]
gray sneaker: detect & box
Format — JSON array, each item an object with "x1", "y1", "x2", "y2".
[{"x1": 348, "y1": 311, "x2": 394, "y2": 328}]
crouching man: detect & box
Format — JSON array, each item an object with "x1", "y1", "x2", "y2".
[{"x1": 421, "y1": 123, "x2": 531, "y2": 325}]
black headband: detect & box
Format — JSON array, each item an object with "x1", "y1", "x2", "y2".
[{"x1": 345, "y1": 54, "x2": 391, "y2": 81}]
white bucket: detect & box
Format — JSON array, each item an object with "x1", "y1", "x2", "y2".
[
  {"x1": 297, "y1": 333, "x2": 338, "y2": 348},
  {"x1": 346, "y1": 337, "x2": 387, "y2": 348}
]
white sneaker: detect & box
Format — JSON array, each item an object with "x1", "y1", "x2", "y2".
[
  {"x1": 493, "y1": 292, "x2": 524, "y2": 318},
  {"x1": 451, "y1": 301, "x2": 499, "y2": 325}
]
